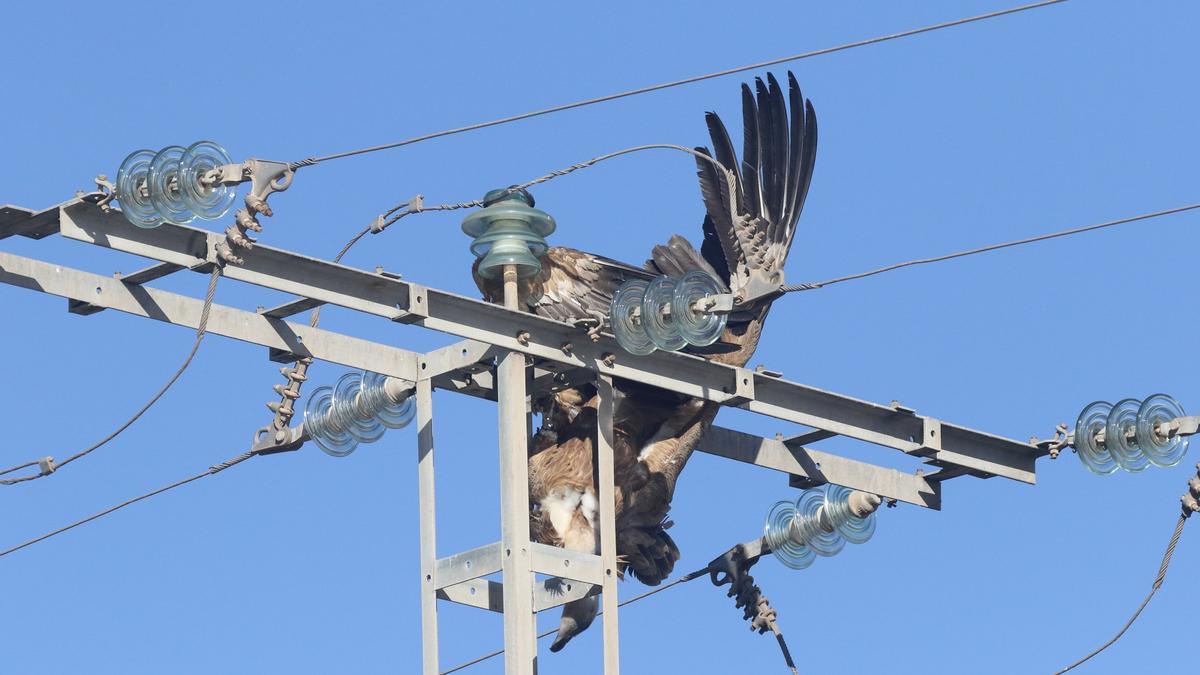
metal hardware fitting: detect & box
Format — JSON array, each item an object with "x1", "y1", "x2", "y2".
[{"x1": 216, "y1": 159, "x2": 294, "y2": 265}]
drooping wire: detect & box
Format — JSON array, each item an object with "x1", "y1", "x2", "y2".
[
  {"x1": 0, "y1": 448, "x2": 255, "y2": 559},
  {"x1": 1054, "y1": 513, "x2": 1189, "y2": 674},
  {"x1": 0, "y1": 266, "x2": 224, "y2": 486},
  {"x1": 290, "y1": 0, "x2": 1069, "y2": 169},
  {"x1": 781, "y1": 202, "x2": 1200, "y2": 293},
  {"x1": 371, "y1": 144, "x2": 738, "y2": 236},
  {"x1": 439, "y1": 568, "x2": 710, "y2": 674}
]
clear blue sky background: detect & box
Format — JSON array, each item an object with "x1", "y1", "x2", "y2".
[{"x1": 2, "y1": 1, "x2": 1197, "y2": 673}]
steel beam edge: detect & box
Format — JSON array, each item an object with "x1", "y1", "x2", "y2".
[
  {"x1": 0, "y1": 250, "x2": 419, "y2": 381},
  {"x1": 699, "y1": 425, "x2": 942, "y2": 510}
]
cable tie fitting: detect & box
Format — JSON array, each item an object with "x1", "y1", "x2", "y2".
[
  {"x1": 37, "y1": 456, "x2": 56, "y2": 476},
  {"x1": 370, "y1": 215, "x2": 386, "y2": 233}
]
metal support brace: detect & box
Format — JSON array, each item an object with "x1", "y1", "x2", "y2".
[
  {"x1": 416, "y1": 379, "x2": 439, "y2": 675},
  {"x1": 596, "y1": 375, "x2": 621, "y2": 674},
  {"x1": 497, "y1": 346, "x2": 537, "y2": 674}
]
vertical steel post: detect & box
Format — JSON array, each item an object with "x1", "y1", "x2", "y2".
[
  {"x1": 416, "y1": 378, "x2": 439, "y2": 675},
  {"x1": 499, "y1": 265, "x2": 538, "y2": 674},
  {"x1": 595, "y1": 375, "x2": 621, "y2": 674}
]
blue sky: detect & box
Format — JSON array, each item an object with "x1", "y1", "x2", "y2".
[{"x1": 2, "y1": 1, "x2": 1197, "y2": 673}]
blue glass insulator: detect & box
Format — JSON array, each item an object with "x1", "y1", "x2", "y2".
[
  {"x1": 333, "y1": 372, "x2": 386, "y2": 443},
  {"x1": 824, "y1": 485, "x2": 877, "y2": 545},
  {"x1": 672, "y1": 270, "x2": 727, "y2": 346},
  {"x1": 115, "y1": 149, "x2": 163, "y2": 228},
  {"x1": 642, "y1": 276, "x2": 686, "y2": 352},
  {"x1": 794, "y1": 488, "x2": 844, "y2": 557},
  {"x1": 1074, "y1": 401, "x2": 1117, "y2": 475},
  {"x1": 764, "y1": 499, "x2": 815, "y2": 570},
  {"x1": 304, "y1": 385, "x2": 358, "y2": 457},
  {"x1": 610, "y1": 279, "x2": 656, "y2": 356},
  {"x1": 362, "y1": 371, "x2": 415, "y2": 429},
  {"x1": 1136, "y1": 394, "x2": 1189, "y2": 468},
  {"x1": 147, "y1": 146, "x2": 194, "y2": 224},
  {"x1": 179, "y1": 140, "x2": 236, "y2": 220},
  {"x1": 1107, "y1": 398, "x2": 1149, "y2": 473}
]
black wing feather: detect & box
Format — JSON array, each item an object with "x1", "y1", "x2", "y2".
[{"x1": 739, "y1": 83, "x2": 761, "y2": 219}]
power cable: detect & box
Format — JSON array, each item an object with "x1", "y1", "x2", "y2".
[
  {"x1": 439, "y1": 568, "x2": 710, "y2": 674},
  {"x1": 781, "y1": 203, "x2": 1200, "y2": 293},
  {"x1": 1054, "y1": 513, "x2": 1188, "y2": 674},
  {"x1": 0, "y1": 266, "x2": 223, "y2": 486},
  {"x1": 372, "y1": 144, "x2": 738, "y2": 235},
  {"x1": 0, "y1": 448, "x2": 255, "y2": 559},
  {"x1": 291, "y1": 0, "x2": 1069, "y2": 169}
]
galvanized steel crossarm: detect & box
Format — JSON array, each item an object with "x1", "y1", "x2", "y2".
[{"x1": 2, "y1": 201, "x2": 1041, "y2": 484}]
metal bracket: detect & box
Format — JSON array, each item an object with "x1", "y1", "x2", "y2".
[
  {"x1": 731, "y1": 266, "x2": 786, "y2": 309},
  {"x1": 216, "y1": 159, "x2": 294, "y2": 266},
  {"x1": 727, "y1": 367, "x2": 756, "y2": 405}
]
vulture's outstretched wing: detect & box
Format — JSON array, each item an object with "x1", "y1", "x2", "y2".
[
  {"x1": 477, "y1": 247, "x2": 652, "y2": 325},
  {"x1": 695, "y1": 71, "x2": 818, "y2": 286}
]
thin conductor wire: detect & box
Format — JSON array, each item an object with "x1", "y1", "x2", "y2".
[
  {"x1": 0, "y1": 448, "x2": 255, "y2": 559},
  {"x1": 781, "y1": 203, "x2": 1200, "y2": 293},
  {"x1": 0, "y1": 266, "x2": 224, "y2": 485},
  {"x1": 292, "y1": 0, "x2": 1069, "y2": 169},
  {"x1": 372, "y1": 143, "x2": 737, "y2": 236},
  {"x1": 440, "y1": 568, "x2": 710, "y2": 674},
  {"x1": 1054, "y1": 514, "x2": 1189, "y2": 674}
]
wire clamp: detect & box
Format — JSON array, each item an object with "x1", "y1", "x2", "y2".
[
  {"x1": 37, "y1": 456, "x2": 56, "y2": 476},
  {"x1": 1034, "y1": 423, "x2": 1071, "y2": 459}
]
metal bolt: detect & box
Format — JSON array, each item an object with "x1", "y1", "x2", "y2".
[
  {"x1": 601, "y1": 352, "x2": 616, "y2": 368},
  {"x1": 516, "y1": 330, "x2": 531, "y2": 346},
  {"x1": 560, "y1": 341, "x2": 574, "y2": 355}
]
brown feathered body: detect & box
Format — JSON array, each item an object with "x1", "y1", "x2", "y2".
[{"x1": 473, "y1": 71, "x2": 817, "y2": 651}]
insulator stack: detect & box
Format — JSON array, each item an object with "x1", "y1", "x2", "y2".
[
  {"x1": 461, "y1": 188, "x2": 555, "y2": 280},
  {"x1": 115, "y1": 141, "x2": 236, "y2": 228},
  {"x1": 1072, "y1": 394, "x2": 1189, "y2": 475},
  {"x1": 303, "y1": 371, "x2": 416, "y2": 457},
  {"x1": 610, "y1": 269, "x2": 727, "y2": 355},
  {"x1": 762, "y1": 484, "x2": 881, "y2": 570}
]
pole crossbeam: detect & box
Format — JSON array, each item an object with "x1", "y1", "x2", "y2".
[{"x1": 0, "y1": 201, "x2": 1042, "y2": 485}]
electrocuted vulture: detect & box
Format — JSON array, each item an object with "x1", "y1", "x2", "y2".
[{"x1": 473, "y1": 71, "x2": 818, "y2": 651}]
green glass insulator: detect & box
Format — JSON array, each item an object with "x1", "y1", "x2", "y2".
[{"x1": 461, "y1": 188, "x2": 556, "y2": 279}]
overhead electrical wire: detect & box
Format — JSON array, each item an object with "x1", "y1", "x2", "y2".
[
  {"x1": 781, "y1": 203, "x2": 1200, "y2": 293},
  {"x1": 0, "y1": 267, "x2": 223, "y2": 486},
  {"x1": 291, "y1": 0, "x2": 1069, "y2": 169},
  {"x1": 1055, "y1": 513, "x2": 1189, "y2": 673},
  {"x1": 371, "y1": 143, "x2": 739, "y2": 235},
  {"x1": 440, "y1": 568, "x2": 712, "y2": 674},
  {"x1": 0, "y1": 447, "x2": 255, "y2": 559}
]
